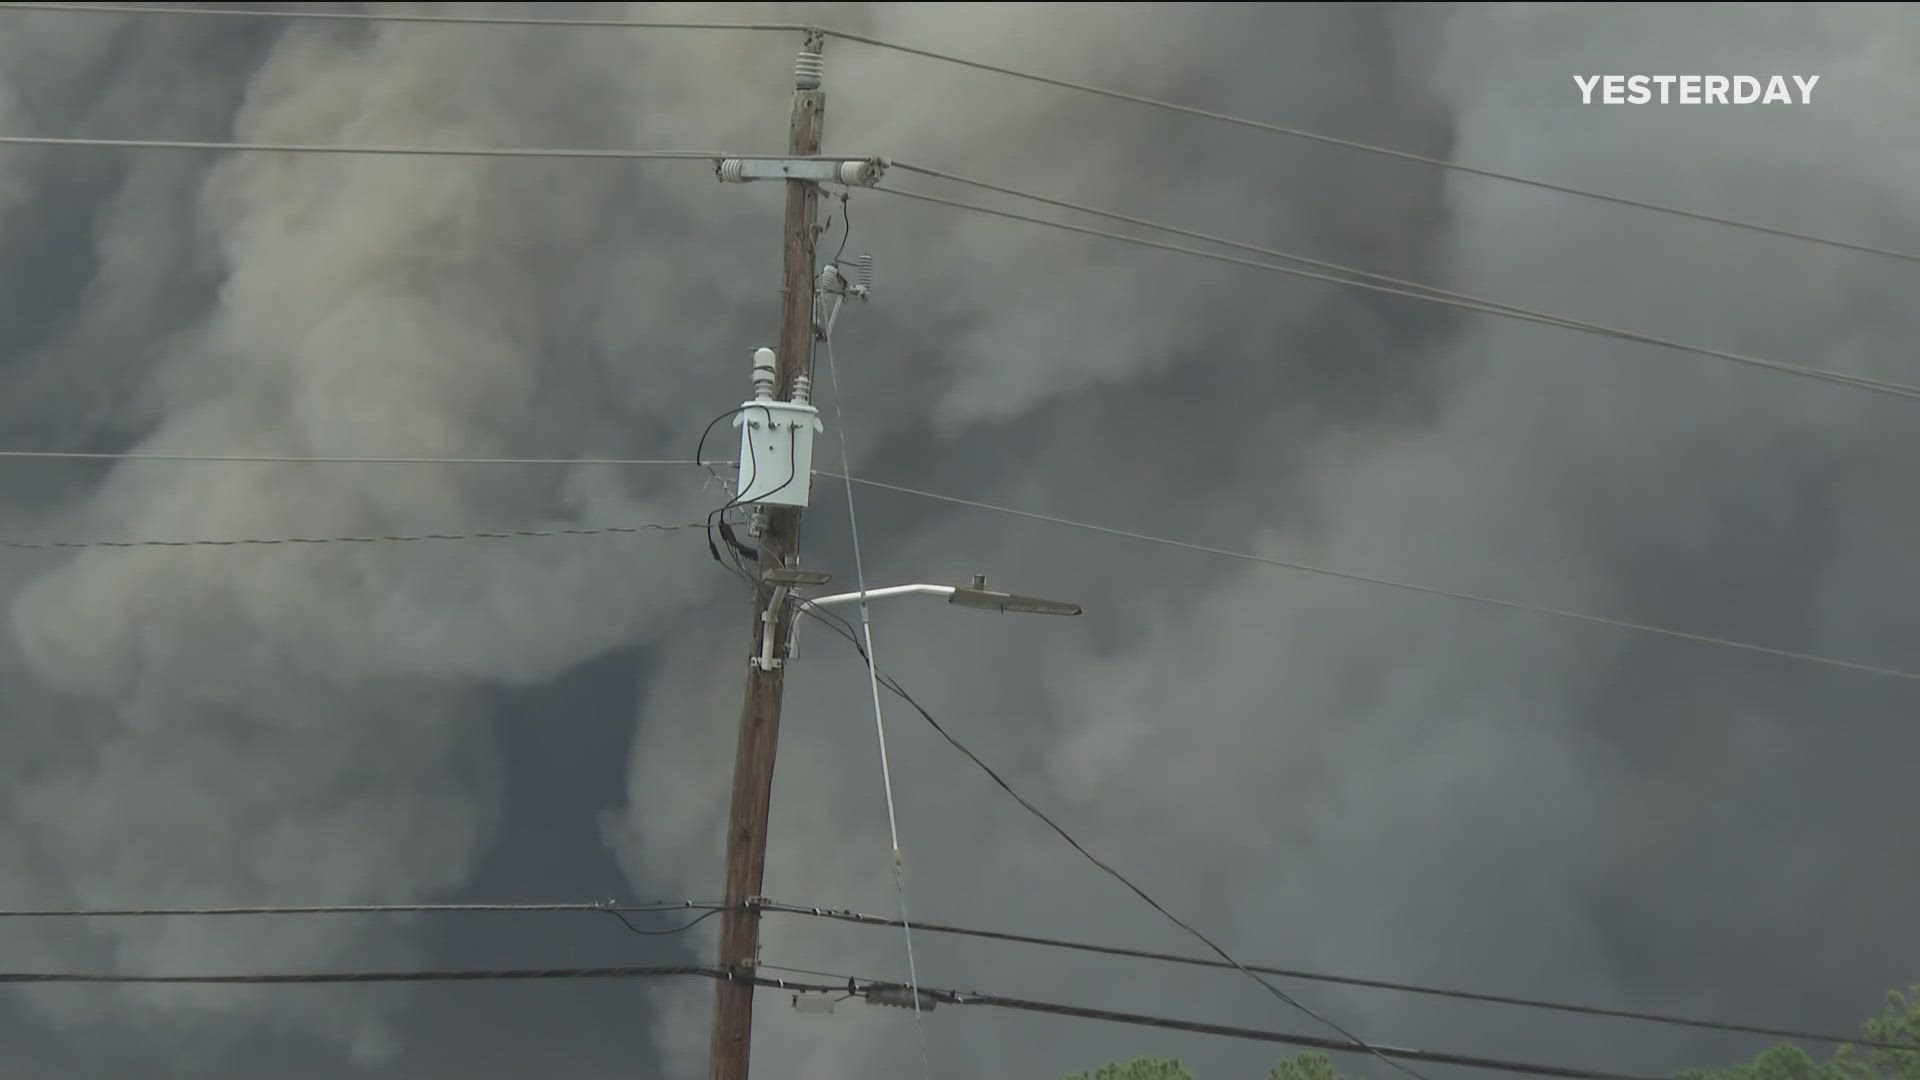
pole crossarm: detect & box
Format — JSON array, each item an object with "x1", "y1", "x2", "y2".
[{"x1": 715, "y1": 156, "x2": 886, "y2": 184}]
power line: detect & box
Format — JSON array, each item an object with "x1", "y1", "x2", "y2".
[
  {"x1": 604, "y1": 907, "x2": 724, "y2": 937},
  {"x1": 756, "y1": 959, "x2": 866, "y2": 984},
  {"x1": 785, "y1": 594, "x2": 1431, "y2": 1080},
  {"x1": 0, "y1": 955, "x2": 1664, "y2": 1080},
  {"x1": 0, "y1": 4, "x2": 807, "y2": 32},
  {"x1": 822, "y1": 38, "x2": 1920, "y2": 269},
  {"x1": 755, "y1": 901, "x2": 1920, "y2": 1054},
  {"x1": 0, "y1": 900, "x2": 721, "y2": 917},
  {"x1": 0, "y1": 451, "x2": 709, "y2": 466},
  {"x1": 0, "y1": 951, "x2": 1662, "y2": 1080},
  {"x1": 0, "y1": 898, "x2": 730, "y2": 943},
  {"x1": 821, "y1": 471, "x2": 1920, "y2": 684},
  {"x1": 0, "y1": 522, "x2": 709, "y2": 552},
  {"x1": 870, "y1": 184, "x2": 1920, "y2": 405},
  {"x1": 773, "y1": 956, "x2": 1660, "y2": 1080},
  {"x1": 13, "y1": 892, "x2": 1910, "y2": 1054},
  {"x1": 17, "y1": 452, "x2": 1920, "y2": 683},
  {"x1": 892, "y1": 160, "x2": 1623, "y2": 330},
  {"x1": 11, "y1": 458, "x2": 1916, "y2": 684},
  {"x1": 18, "y1": 5, "x2": 1915, "y2": 269},
  {"x1": 0, "y1": 135, "x2": 786, "y2": 161},
  {"x1": 0, "y1": 964, "x2": 742, "y2": 986},
  {"x1": 952, "y1": 988, "x2": 1658, "y2": 1080}
]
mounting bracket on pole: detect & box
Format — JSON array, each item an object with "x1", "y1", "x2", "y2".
[
  {"x1": 754, "y1": 585, "x2": 792, "y2": 672},
  {"x1": 714, "y1": 157, "x2": 887, "y2": 185}
]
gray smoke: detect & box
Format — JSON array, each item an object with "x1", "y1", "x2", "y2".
[
  {"x1": 614, "y1": 2, "x2": 1920, "y2": 1078},
  {"x1": 0, "y1": 0, "x2": 758, "y2": 1062},
  {"x1": 0, "y1": 2, "x2": 1913, "y2": 1077}
]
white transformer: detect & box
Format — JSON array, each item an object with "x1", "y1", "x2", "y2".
[{"x1": 734, "y1": 347, "x2": 822, "y2": 508}]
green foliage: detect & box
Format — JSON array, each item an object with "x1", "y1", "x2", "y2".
[
  {"x1": 1677, "y1": 984, "x2": 1920, "y2": 1080},
  {"x1": 1862, "y1": 986, "x2": 1920, "y2": 1079},
  {"x1": 1675, "y1": 1044, "x2": 1863, "y2": 1080},
  {"x1": 1269, "y1": 1051, "x2": 1347, "y2": 1080},
  {"x1": 1064, "y1": 1057, "x2": 1196, "y2": 1080}
]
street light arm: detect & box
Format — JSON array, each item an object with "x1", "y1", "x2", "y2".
[
  {"x1": 806, "y1": 583, "x2": 957, "y2": 609},
  {"x1": 787, "y1": 579, "x2": 1079, "y2": 662}
]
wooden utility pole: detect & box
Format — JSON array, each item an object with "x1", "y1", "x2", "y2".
[{"x1": 709, "y1": 29, "x2": 825, "y2": 1080}]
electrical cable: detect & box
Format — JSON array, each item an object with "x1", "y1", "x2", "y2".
[
  {"x1": 0, "y1": 901, "x2": 723, "y2": 918},
  {"x1": 820, "y1": 471, "x2": 1920, "y2": 685},
  {"x1": 870, "y1": 185, "x2": 1920, "y2": 406},
  {"x1": 0, "y1": 135, "x2": 770, "y2": 160},
  {"x1": 700, "y1": 406, "x2": 800, "y2": 524},
  {"x1": 13, "y1": 891, "x2": 1908, "y2": 1053},
  {"x1": 695, "y1": 404, "x2": 758, "y2": 577},
  {"x1": 756, "y1": 959, "x2": 869, "y2": 984},
  {"x1": 717, "y1": 520, "x2": 760, "y2": 564},
  {"x1": 779, "y1": 591, "x2": 1430, "y2": 1080},
  {"x1": 818, "y1": 33, "x2": 1920, "y2": 269},
  {"x1": 832, "y1": 192, "x2": 854, "y2": 265},
  {"x1": 892, "y1": 160, "x2": 1630, "y2": 332},
  {"x1": 755, "y1": 900, "x2": 1920, "y2": 1053},
  {"x1": 0, "y1": 451, "x2": 710, "y2": 466},
  {"x1": 821, "y1": 327, "x2": 933, "y2": 1076},
  {"x1": 0, "y1": 522, "x2": 708, "y2": 552},
  {"x1": 698, "y1": 404, "x2": 763, "y2": 568},
  {"x1": 791, "y1": 589, "x2": 1920, "y2": 1060},
  {"x1": 603, "y1": 907, "x2": 723, "y2": 937},
  {"x1": 0, "y1": 964, "x2": 731, "y2": 986},
  {"x1": 946, "y1": 988, "x2": 1659, "y2": 1080},
  {"x1": 14, "y1": 457, "x2": 1914, "y2": 685},
  {"x1": 701, "y1": 412, "x2": 798, "y2": 592},
  {"x1": 17, "y1": 5, "x2": 1917, "y2": 269},
  {"x1": 0, "y1": 956, "x2": 1662, "y2": 1079},
  {"x1": 0, "y1": 3, "x2": 809, "y2": 31}
]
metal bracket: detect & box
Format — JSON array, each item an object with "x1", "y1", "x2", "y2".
[{"x1": 753, "y1": 585, "x2": 792, "y2": 671}]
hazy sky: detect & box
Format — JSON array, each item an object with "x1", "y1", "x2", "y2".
[{"x1": 0, "y1": 3, "x2": 1917, "y2": 1078}]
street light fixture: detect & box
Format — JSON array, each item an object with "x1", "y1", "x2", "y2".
[
  {"x1": 947, "y1": 574, "x2": 1084, "y2": 616},
  {"x1": 805, "y1": 574, "x2": 1082, "y2": 617},
  {"x1": 783, "y1": 573, "x2": 1081, "y2": 664}
]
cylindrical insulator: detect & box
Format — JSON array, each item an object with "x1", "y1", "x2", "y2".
[
  {"x1": 791, "y1": 373, "x2": 813, "y2": 404},
  {"x1": 716, "y1": 158, "x2": 746, "y2": 183},
  {"x1": 855, "y1": 252, "x2": 874, "y2": 294},
  {"x1": 818, "y1": 264, "x2": 843, "y2": 293},
  {"x1": 795, "y1": 48, "x2": 824, "y2": 90},
  {"x1": 835, "y1": 159, "x2": 872, "y2": 186},
  {"x1": 751, "y1": 347, "x2": 777, "y2": 400}
]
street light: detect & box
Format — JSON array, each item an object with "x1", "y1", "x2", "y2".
[
  {"x1": 806, "y1": 574, "x2": 1082, "y2": 617},
  {"x1": 781, "y1": 573, "x2": 1081, "y2": 664}
]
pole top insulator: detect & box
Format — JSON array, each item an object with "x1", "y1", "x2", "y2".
[{"x1": 795, "y1": 43, "x2": 824, "y2": 90}]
